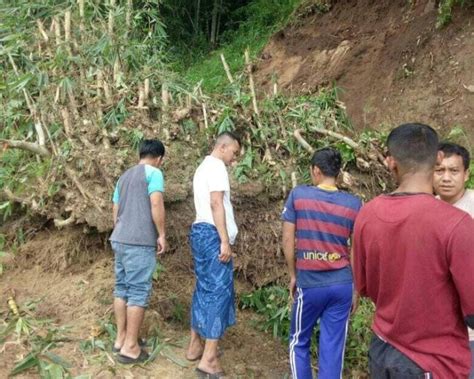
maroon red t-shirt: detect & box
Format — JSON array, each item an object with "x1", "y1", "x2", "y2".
[{"x1": 354, "y1": 193, "x2": 474, "y2": 377}]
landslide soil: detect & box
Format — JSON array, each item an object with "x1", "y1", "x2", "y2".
[
  {"x1": 256, "y1": 0, "x2": 474, "y2": 144},
  {"x1": 0, "y1": 226, "x2": 289, "y2": 379}
]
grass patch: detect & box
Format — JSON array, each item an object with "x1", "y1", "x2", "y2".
[
  {"x1": 240, "y1": 285, "x2": 374, "y2": 372},
  {"x1": 179, "y1": 0, "x2": 303, "y2": 92}
]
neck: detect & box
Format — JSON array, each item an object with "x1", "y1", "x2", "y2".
[
  {"x1": 441, "y1": 188, "x2": 466, "y2": 205},
  {"x1": 314, "y1": 176, "x2": 337, "y2": 188},
  {"x1": 210, "y1": 151, "x2": 223, "y2": 161},
  {"x1": 139, "y1": 158, "x2": 156, "y2": 166},
  {"x1": 394, "y1": 171, "x2": 434, "y2": 194}
]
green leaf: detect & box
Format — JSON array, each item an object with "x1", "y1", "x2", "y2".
[
  {"x1": 43, "y1": 351, "x2": 72, "y2": 369},
  {"x1": 10, "y1": 352, "x2": 39, "y2": 376},
  {"x1": 160, "y1": 346, "x2": 190, "y2": 368}
]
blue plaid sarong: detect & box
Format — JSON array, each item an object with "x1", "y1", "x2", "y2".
[{"x1": 190, "y1": 222, "x2": 236, "y2": 339}]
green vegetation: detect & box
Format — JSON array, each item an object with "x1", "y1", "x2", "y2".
[
  {"x1": 1, "y1": 297, "x2": 72, "y2": 377},
  {"x1": 437, "y1": 0, "x2": 474, "y2": 28},
  {"x1": 179, "y1": 0, "x2": 302, "y2": 92},
  {"x1": 240, "y1": 285, "x2": 374, "y2": 373}
]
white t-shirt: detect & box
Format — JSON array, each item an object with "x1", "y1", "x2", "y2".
[
  {"x1": 193, "y1": 155, "x2": 238, "y2": 245},
  {"x1": 453, "y1": 189, "x2": 474, "y2": 341},
  {"x1": 454, "y1": 189, "x2": 474, "y2": 216}
]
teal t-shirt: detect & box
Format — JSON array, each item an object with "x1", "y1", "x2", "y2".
[{"x1": 113, "y1": 164, "x2": 164, "y2": 204}]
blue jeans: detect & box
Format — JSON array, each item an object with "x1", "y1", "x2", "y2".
[{"x1": 111, "y1": 241, "x2": 156, "y2": 308}]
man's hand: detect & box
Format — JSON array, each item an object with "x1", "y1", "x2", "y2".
[
  {"x1": 351, "y1": 291, "x2": 360, "y2": 315},
  {"x1": 218, "y1": 241, "x2": 232, "y2": 263},
  {"x1": 289, "y1": 276, "x2": 297, "y2": 300},
  {"x1": 157, "y1": 236, "x2": 167, "y2": 256}
]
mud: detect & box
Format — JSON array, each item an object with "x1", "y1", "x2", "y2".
[{"x1": 256, "y1": 0, "x2": 474, "y2": 144}]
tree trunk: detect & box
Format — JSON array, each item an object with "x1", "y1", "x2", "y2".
[
  {"x1": 194, "y1": 0, "x2": 201, "y2": 34},
  {"x1": 210, "y1": 0, "x2": 219, "y2": 46}
]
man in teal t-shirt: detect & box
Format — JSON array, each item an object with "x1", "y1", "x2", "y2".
[{"x1": 109, "y1": 139, "x2": 166, "y2": 364}]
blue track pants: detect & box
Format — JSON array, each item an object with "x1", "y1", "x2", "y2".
[{"x1": 289, "y1": 284, "x2": 353, "y2": 379}]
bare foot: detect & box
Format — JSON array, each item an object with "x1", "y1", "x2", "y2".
[
  {"x1": 120, "y1": 343, "x2": 141, "y2": 359},
  {"x1": 197, "y1": 355, "x2": 224, "y2": 375},
  {"x1": 113, "y1": 334, "x2": 126, "y2": 351},
  {"x1": 186, "y1": 338, "x2": 204, "y2": 361}
]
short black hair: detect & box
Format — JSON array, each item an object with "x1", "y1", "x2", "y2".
[
  {"x1": 387, "y1": 123, "x2": 438, "y2": 169},
  {"x1": 139, "y1": 139, "x2": 165, "y2": 159},
  {"x1": 216, "y1": 131, "x2": 241, "y2": 147},
  {"x1": 311, "y1": 147, "x2": 342, "y2": 178},
  {"x1": 438, "y1": 142, "x2": 470, "y2": 171}
]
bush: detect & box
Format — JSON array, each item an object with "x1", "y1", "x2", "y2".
[{"x1": 240, "y1": 285, "x2": 374, "y2": 373}]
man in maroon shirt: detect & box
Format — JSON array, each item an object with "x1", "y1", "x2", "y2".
[{"x1": 353, "y1": 123, "x2": 474, "y2": 378}]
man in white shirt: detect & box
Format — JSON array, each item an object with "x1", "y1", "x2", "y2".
[
  {"x1": 433, "y1": 141, "x2": 474, "y2": 378},
  {"x1": 186, "y1": 132, "x2": 240, "y2": 378}
]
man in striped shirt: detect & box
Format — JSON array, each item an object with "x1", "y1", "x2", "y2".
[{"x1": 282, "y1": 147, "x2": 362, "y2": 379}]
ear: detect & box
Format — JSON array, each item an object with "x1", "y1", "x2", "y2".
[
  {"x1": 436, "y1": 151, "x2": 444, "y2": 166},
  {"x1": 385, "y1": 156, "x2": 397, "y2": 172},
  {"x1": 311, "y1": 166, "x2": 321, "y2": 182},
  {"x1": 464, "y1": 168, "x2": 470, "y2": 184}
]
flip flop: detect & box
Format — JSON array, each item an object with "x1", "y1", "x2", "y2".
[
  {"x1": 195, "y1": 367, "x2": 225, "y2": 379},
  {"x1": 112, "y1": 338, "x2": 147, "y2": 353},
  {"x1": 116, "y1": 349, "x2": 149, "y2": 365}
]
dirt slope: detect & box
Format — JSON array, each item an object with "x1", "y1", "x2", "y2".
[
  {"x1": 0, "y1": 228, "x2": 289, "y2": 378},
  {"x1": 256, "y1": 0, "x2": 474, "y2": 143}
]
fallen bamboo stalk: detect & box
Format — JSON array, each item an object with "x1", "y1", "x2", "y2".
[
  {"x1": 220, "y1": 53, "x2": 234, "y2": 84},
  {"x1": 3, "y1": 187, "x2": 28, "y2": 204},
  {"x1": 312, "y1": 126, "x2": 359, "y2": 149},
  {"x1": 54, "y1": 216, "x2": 76, "y2": 228},
  {"x1": 0, "y1": 138, "x2": 50, "y2": 157},
  {"x1": 37, "y1": 20, "x2": 49, "y2": 42},
  {"x1": 244, "y1": 49, "x2": 259, "y2": 116},
  {"x1": 293, "y1": 129, "x2": 314, "y2": 153}
]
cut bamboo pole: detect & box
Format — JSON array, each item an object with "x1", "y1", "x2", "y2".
[
  {"x1": 291, "y1": 172, "x2": 297, "y2": 188},
  {"x1": 161, "y1": 82, "x2": 169, "y2": 108},
  {"x1": 60, "y1": 107, "x2": 72, "y2": 136},
  {"x1": 198, "y1": 86, "x2": 208, "y2": 129},
  {"x1": 7, "y1": 54, "x2": 49, "y2": 154},
  {"x1": 98, "y1": 69, "x2": 113, "y2": 105},
  {"x1": 37, "y1": 20, "x2": 49, "y2": 42},
  {"x1": 138, "y1": 85, "x2": 146, "y2": 108},
  {"x1": 108, "y1": 0, "x2": 115, "y2": 38},
  {"x1": 53, "y1": 17, "x2": 61, "y2": 46},
  {"x1": 126, "y1": 0, "x2": 133, "y2": 36},
  {"x1": 220, "y1": 53, "x2": 234, "y2": 84},
  {"x1": 64, "y1": 10, "x2": 71, "y2": 43},
  {"x1": 68, "y1": 90, "x2": 80, "y2": 119},
  {"x1": 79, "y1": 0, "x2": 85, "y2": 36},
  {"x1": 244, "y1": 49, "x2": 259, "y2": 116},
  {"x1": 144, "y1": 78, "x2": 150, "y2": 100},
  {"x1": 113, "y1": 58, "x2": 121, "y2": 83}
]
